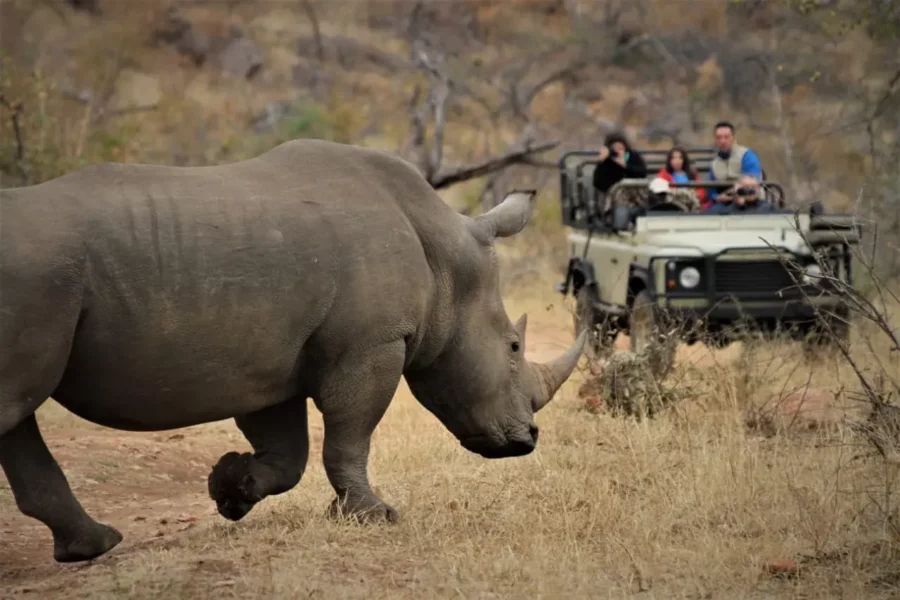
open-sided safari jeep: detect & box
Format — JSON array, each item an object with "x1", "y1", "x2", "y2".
[{"x1": 554, "y1": 147, "x2": 863, "y2": 364}]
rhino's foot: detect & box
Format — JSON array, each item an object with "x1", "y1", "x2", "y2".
[
  {"x1": 208, "y1": 451, "x2": 262, "y2": 521},
  {"x1": 327, "y1": 494, "x2": 399, "y2": 525},
  {"x1": 53, "y1": 522, "x2": 123, "y2": 563}
]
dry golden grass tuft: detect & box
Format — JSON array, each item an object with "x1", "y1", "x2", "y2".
[{"x1": 3, "y1": 250, "x2": 900, "y2": 598}]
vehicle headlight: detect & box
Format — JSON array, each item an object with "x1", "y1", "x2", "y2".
[
  {"x1": 678, "y1": 266, "x2": 701, "y2": 289},
  {"x1": 803, "y1": 263, "x2": 823, "y2": 284}
]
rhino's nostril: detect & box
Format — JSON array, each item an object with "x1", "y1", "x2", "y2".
[{"x1": 529, "y1": 424, "x2": 539, "y2": 443}]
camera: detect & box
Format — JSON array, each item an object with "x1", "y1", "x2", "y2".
[{"x1": 735, "y1": 186, "x2": 756, "y2": 197}]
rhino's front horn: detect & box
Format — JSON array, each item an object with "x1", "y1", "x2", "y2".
[{"x1": 531, "y1": 331, "x2": 587, "y2": 412}]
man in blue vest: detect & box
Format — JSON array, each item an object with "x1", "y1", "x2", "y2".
[
  {"x1": 706, "y1": 121, "x2": 763, "y2": 205},
  {"x1": 704, "y1": 175, "x2": 777, "y2": 214}
]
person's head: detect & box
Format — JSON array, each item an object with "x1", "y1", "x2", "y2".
[
  {"x1": 666, "y1": 146, "x2": 694, "y2": 175},
  {"x1": 605, "y1": 132, "x2": 630, "y2": 157},
  {"x1": 733, "y1": 175, "x2": 760, "y2": 205},
  {"x1": 714, "y1": 121, "x2": 735, "y2": 154},
  {"x1": 648, "y1": 177, "x2": 670, "y2": 207}
]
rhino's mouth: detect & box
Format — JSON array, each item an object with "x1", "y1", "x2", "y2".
[{"x1": 459, "y1": 424, "x2": 539, "y2": 459}]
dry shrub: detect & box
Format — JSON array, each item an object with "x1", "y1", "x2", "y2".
[{"x1": 577, "y1": 340, "x2": 684, "y2": 419}]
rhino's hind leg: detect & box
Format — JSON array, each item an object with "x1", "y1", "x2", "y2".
[
  {"x1": 208, "y1": 396, "x2": 309, "y2": 521},
  {"x1": 317, "y1": 341, "x2": 405, "y2": 524},
  {"x1": 0, "y1": 414, "x2": 123, "y2": 562}
]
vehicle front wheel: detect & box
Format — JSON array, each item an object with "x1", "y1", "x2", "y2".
[{"x1": 629, "y1": 289, "x2": 677, "y2": 377}]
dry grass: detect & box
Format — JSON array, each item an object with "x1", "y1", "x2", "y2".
[{"x1": 3, "y1": 248, "x2": 900, "y2": 599}]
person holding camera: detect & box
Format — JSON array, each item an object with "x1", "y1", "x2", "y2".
[
  {"x1": 703, "y1": 175, "x2": 775, "y2": 214},
  {"x1": 592, "y1": 132, "x2": 648, "y2": 194}
]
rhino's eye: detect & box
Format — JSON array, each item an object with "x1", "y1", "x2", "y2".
[{"x1": 511, "y1": 342, "x2": 520, "y2": 353}]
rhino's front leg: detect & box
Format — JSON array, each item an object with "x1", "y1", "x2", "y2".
[{"x1": 317, "y1": 341, "x2": 405, "y2": 524}]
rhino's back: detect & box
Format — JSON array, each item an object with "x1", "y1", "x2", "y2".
[{"x1": 3, "y1": 140, "x2": 438, "y2": 430}]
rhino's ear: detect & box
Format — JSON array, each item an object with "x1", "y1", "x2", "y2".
[
  {"x1": 467, "y1": 190, "x2": 536, "y2": 242},
  {"x1": 514, "y1": 313, "x2": 528, "y2": 346}
]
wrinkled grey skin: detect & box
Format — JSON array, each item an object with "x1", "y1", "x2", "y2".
[{"x1": 0, "y1": 139, "x2": 585, "y2": 563}]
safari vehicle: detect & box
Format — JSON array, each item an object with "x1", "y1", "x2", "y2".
[{"x1": 554, "y1": 147, "x2": 862, "y2": 363}]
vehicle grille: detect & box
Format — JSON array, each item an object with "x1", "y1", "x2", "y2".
[{"x1": 714, "y1": 260, "x2": 799, "y2": 296}]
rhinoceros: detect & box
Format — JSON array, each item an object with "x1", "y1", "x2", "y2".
[{"x1": 0, "y1": 139, "x2": 585, "y2": 563}]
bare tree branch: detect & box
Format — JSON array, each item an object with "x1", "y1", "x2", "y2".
[
  {"x1": 429, "y1": 138, "x2": 559, "y2": 190},
  {"x1": 488, "y1": 42, "x2": 587, "y2": 122},
  {"x1": 401, "y1": 13, "x2": 560, "y2": 193},
  {"x1": 806, "y1": 66, "x2": 900, "y2": 142},
  {"x1": 405, "y1": 0, "x2": 425, "y2": 53},
  {"x1": 37, "y1": 0, "x2": 71, "y2": 23},
  {"x1": 871, "y1": 67, "x2": 900, "y2": 120},
  {"x1": 403, "y1": 83, "x2": 429, "y2": 175},
  {"x1": 412, "y1": 47, "x2": 452, "y2": 181},
  {"x1": 0, "y1": 94, "x2": 30, "y2": 185},
  {"x1": 510, "y1": 58, "x2": 588, "y2": 123},
  {"x1": 768, "y1": 65, "x2": 801, "y2": 200},
  {"x1": 300, "y1": 0, "x2": 324, "y2": 65}
]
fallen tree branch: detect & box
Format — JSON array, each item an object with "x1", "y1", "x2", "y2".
[{"x1": 429, "y1": 138, "x2": 559, "y2": 190}]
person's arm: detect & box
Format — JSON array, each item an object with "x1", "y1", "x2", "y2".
[
  {"x1": 741, "y1": 149, "x2": 762, "y2": 179},
  {"x1": 705, "y1": 183, "x2": 738, "y2": 212},
  {"x1": 704, "y1": 200, "x2": 727, "y2": 214},
  {"x1": 593, "y1": 159, "x2": 624, "y2": 193},
  {"x1": 592, "y1": 159, "x2": 606, "y2": 191},
  {"x1": 625, "y1": 152, "x2": 647, "y2": 178},
  {"x1": 691, "y1": 170, "x2": 708, "y2": 204}
]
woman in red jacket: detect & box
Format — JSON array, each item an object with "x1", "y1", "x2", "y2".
[{"x1": 655, "y1": 146, "x2": 708, "y2": 209}]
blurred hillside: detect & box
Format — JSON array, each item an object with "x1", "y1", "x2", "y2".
[{"x1": 1, "y1": 0, "x2": 898, "y2": 266}]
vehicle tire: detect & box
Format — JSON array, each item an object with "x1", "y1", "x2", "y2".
[
  {"x1": 574, "y1": 285, "x2": 615, "y2": 361},
  {"x1": 629, "y1": 289, "x2": 677, "y2": 376}
]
